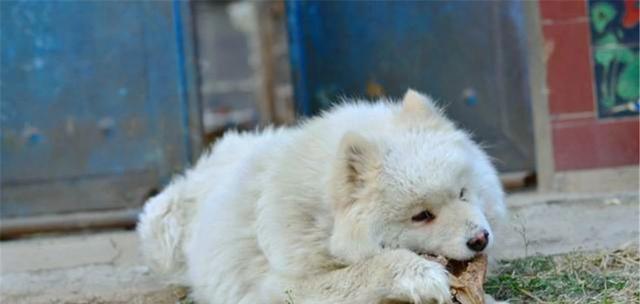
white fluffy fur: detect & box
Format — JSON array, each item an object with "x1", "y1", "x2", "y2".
[{"x1": 138, "y1": 89, "x2": 506, "y2": 304}]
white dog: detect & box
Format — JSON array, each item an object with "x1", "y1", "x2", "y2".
[{"x1": 138, "y1": 89, "x2": 506, "y2": 303}]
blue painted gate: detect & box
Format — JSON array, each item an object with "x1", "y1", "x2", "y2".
[
  {"x1": 286, "y1": 1, "x2": 535, "y2": 173},
  {"x1": 1, "y1": 1, "x2": 200, "y2": 218}
]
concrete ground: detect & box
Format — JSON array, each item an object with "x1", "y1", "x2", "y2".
[{"x1": 1, "y1": 191, "x2": 638, "y2": 304}]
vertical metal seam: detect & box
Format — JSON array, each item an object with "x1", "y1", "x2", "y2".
[
  {"x1": 285, "y1": 0, "x2": 311, "y2": 116},
  {"x1": 172, "y1": 0, "x2": 193, "y2": 164}
]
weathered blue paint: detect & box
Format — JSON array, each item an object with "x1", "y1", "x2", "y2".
[
  {"x1": 0, "y1": 0, "x2": 200, "y2": 217},
  {"x1": 285, "y1": 0, "x2": 535, "y2": 172}
]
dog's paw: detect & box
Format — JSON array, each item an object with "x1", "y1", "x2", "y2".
[{"x1": 381, "y1": 250, "x2": 452, "y2": 304}]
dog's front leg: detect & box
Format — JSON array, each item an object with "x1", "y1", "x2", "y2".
[{"x1": 287, "y1": 249, "x2": 452, "y2": 304}]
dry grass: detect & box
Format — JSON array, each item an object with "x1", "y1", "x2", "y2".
[
  {"x1": 176, "y1": 246, "x2": 639, "y2": 304},
  {"x1": 485, "y1": 245, "x2": 640, "y2": 304}
]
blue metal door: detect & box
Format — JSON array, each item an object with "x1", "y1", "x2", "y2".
[
  {"x1": 286, "y1": 1, "x2": 535, "y2": 173},
  {"x1": 1, "y1": 1, "x2": 200, "y2": 218}
]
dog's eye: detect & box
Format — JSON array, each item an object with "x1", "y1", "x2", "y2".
[
  {"x1": 459, "y1": 188, "x2": 467, "y2": 201},
  {"x1": 411, "y1": 210, "x2": 435, "y2": 222}
]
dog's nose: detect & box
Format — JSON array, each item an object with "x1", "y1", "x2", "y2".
[{"x1": 466, "y1": 229, "x2": 489, "y2": 252}]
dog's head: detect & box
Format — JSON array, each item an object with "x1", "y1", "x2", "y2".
[{"x1": 329, "y1": 89, "x2": 506, "y2": 264}]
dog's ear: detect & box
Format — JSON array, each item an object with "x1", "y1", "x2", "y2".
[
  {"x1": 331, "y1": 132, "x2": 380, "y2": 211},
  {"x1": 400, "y1": 89, "x2": 452, "y2": 128},
  {"x1": 330, "y1": 132, "x2": 383, "y2": 263},
  {"x1": 402, "y1": 89, "x2": 433, "y2": 115}
]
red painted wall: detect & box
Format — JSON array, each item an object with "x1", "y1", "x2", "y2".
[{"x1": 539, "y1": 0, "x2": 639, "y2": 171}]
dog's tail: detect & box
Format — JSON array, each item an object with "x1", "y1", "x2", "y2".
[
  {"x1": 137, "y1": 175, "x2": 196, "y2": 278},
  {"x1": 137, "y1": 129, "x2": 284, "y2": 279}
]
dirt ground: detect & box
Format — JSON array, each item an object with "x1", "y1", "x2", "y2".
[{"x1": 1, "y1": 191, "x2": 638, "y2": 303}]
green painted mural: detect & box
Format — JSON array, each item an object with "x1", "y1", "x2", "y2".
[{"x1": 589, "y1": 0, "x2": 639, "y2": 118}]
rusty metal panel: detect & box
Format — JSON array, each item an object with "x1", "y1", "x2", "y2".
[
  {"x1": 286, "y1": 1, "x2": 535, "y2": 172},
  {"x1": 1, "y1": 1, "x2": 201, "y2": 218}
]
